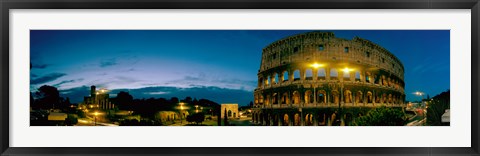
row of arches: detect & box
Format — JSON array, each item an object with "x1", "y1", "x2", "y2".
[
  {"x1": 258, "y1": 68, "x2": 404, "y2": 91},
  {"x1": 254, "y1": 89, "x2": 404, "y2": 106},
  {"x1": 251, "y1": 111, "x2": 358, "y2": 126}
]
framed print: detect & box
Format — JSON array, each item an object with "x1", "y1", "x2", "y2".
[{"x1": 1, "y1": 0, "x2": 479, "y2": 156}]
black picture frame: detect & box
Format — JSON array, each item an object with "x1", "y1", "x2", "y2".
[{"x1": 1, "y1": 0, "x2": 479, "y2": 156}]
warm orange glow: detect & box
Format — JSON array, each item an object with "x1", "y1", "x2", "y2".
[
  {"x1": 342, "y1": 67, "x2": 353, "y2": 73},
  {"x1": 310, "y1": 63, "x2": 324, "y2": 68}
]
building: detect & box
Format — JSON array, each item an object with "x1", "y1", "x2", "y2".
[
  {"x1": 221, "y1": 104, "x2": 239, "y2": 118},
  {"x1": 83, "y1": 85, "x2": 115, "y2": 110},
  {"x1": 253, "y1": 31, "x2": 406, "y2": 126}
]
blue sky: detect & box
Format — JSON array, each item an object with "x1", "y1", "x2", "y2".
[{"x1": 30, "y1": 30, "x2": 450, "y2": 105}]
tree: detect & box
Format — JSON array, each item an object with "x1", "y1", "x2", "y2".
[
  {"x1": 64, "y1": 114, "x2": 78, "y2": 126},
  {"x1": 186, "y1": 113, "x2": 205, "y2": 125},
  {"x1": 114, "y1": 91, "x2": 133, "y2": 110},
  {"x1": 34, "y1": 85, "x2": 60, "y2": 109},
  {"x1": 355, "y1": 106, "x2": 406, "y2": 126},
  {"x1": 426, "y1": 90, "x2": 450, "y2": 126}
]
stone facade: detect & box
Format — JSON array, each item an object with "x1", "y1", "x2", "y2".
[
  {"x1": 253, "y1": 31, "x2": 406, "y2": 126},
  {"x1": 221, "y1": 104, "x2": 239, "y2": 118}
]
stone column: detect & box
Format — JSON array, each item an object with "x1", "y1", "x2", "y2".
[{"x1": 326, "y1": 68, "x2": 331, "y2": 80}]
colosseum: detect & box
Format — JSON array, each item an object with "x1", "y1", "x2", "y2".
[{"x1": 252, "y1": 31, "x2": 406, "y2": 126}]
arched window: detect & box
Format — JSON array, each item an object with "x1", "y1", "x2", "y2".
[
  {"x1": 317, "y1": 68, "x2": 326, "y2": 80},
  {"x1": 228, "y1": 110, "x2": 232, "y2": 117},
  {"x1": 283, "y1": 71, "x2": 289, "y2": 82},
  {"x1": 305, "y1": 69, "x2": 313, "y2": 80},
  {"x1": 355, "y1": 71, "x2": 361, "y2": 82},
  {"x1": 265, "y1": 76, "x2": 270, "y2": 86},
  {"x1": 330, "y1": 68, "x2": 338, "y2": 80},
  {"x1": 293, "y1": 70, "x2": 300, "y2": 81}
]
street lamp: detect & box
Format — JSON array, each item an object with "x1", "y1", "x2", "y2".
[
  {"x1": 414, "y1": 91, "x2": 425, "y2": 106},
  {"x1": 179, "y1": 102, "x2": 185, "y2": 124},
  {"x1": 413, "y1": 91, "x2": 426, "y2": 125},
  {"x1": 93, "y1": 112, "x2": 99, "y2": 126}
]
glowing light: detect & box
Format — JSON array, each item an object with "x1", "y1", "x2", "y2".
[
  {"x1": 414, "y1": 91, "x2": 424, "y2": 96},
  {"x1": 310, "y1": 63, "x2": 324, "y2": 68},
  {"x1": 94, "y1": 112, "x2": 99, "y2": 116},
  {"x1": 342, "y1": 68, "x2": 353, "y2": 73}
]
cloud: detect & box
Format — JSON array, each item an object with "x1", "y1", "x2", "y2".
[
  {"x1": 31, "y1": 73, "x2": 67, "y2": 85},
  {"x1": 53, "y1": 78, "x2": 84, "y2": 87},
  {"x1": 99, "y1": 58, "x2": 117, "y2": 67},
  {"x1": 31, "y1": 64, "x2": 49, "y2": 69}
]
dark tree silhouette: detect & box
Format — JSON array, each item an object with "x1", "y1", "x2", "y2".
[
  {"x1": 223, "y1": 108, "x2": 228, "y2": 126},
  {"x1": 114, "y1": 91, "x2": 133, "y2": 110},
  {"x1": 34, "y1": 85, "x2": 60, "y2": 109},
  {"x1": 355, "y1": 106, "x2": 406, "y2": 126},
  {"x1": 427, "y1": 90, "x2": 450, "y2": 126}
]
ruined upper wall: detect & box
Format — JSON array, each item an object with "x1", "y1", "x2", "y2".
[{"x1": 259, "y1": 31, "x2": 404, "y2": 80}]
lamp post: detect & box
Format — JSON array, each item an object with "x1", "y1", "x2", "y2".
[
  {"x1": 414, "y1": 91, "x2": 426, "y2": 124},
  {"x1": 179, "y1": 102, "x2": 185, "y2": 124},
  {"x1": 93, "y1": 112, "x2": 99, "y2": 126},
  {"x1": 414, "y1": 91, "x2": 425, "y2": 107}
]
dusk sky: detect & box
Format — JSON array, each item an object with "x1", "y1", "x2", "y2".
[{"x1": 30, "y1": 30, "x2": 450, "y2": 105}]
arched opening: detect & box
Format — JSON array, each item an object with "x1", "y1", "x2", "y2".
[
  {"x1": 228, "y1": 110, "x2": 232, "y2": 117},
  {"x1": 259, "y1": 95, "x2": 264, "y2": 104},
  {"x1": 282, "y1": 92, "x2": 289, "y2": 104},
  {"x1": 355, "y1": 91, "x2": 363, "y2": 103},
  {"x1": 292, "y1": 91, "x2": 301, "y2": 104},
  {"x1": 317, "y1": 68, "x2": 326, "y2": 80},
  {"x1": 355, "y1": 71, "x2": 361, "y2": 82},
  {"x1": 305, "y1": 114, "x2": 313, "y2": 126},
  {"x1": 258, "y1": 113, "x2": 264, "y2": 125},
  {"x1": 293, "y1": 69, "x2": 300, "y2": 81},
  {"x1": 266, "y1": 76, "x2": 270, "y2": 86},
  {"x1": 330, "y1": 68, "x2": 338, "y2": 80},
  {"x1": 331, "y1": 91, "x2": 340, "y2": 104},
  {"x1": 344, "y1": 90, "x2": 352, "y2": 103},
  {"x1": 318, "y1": 113, "x2": 326, "y2": 126},
  {"x1": 305, "y1": 69, "x2": 313, "y2": 80},
  {"x1": 294, "y1": 113, "x2": 301, "y2": 126},
  {"x1": 388, "y1": 94, "x2": 393, "y2": 103},
  {"x1": 272, "y1": 93, "x2": 278, "y2": 104},
  {"x1": 305, "y1": 90, "x2": 313, "y2": 104},
  {"x1": 317, "y1": 90, "x2": 327, "y2": 104},
  {"x1": 274, "y1": 73, "x2": 279, "y2": 84},
  {"x1": 382, "y1": 93, "x2": 387, "y2": 103},
  {"x1": 375, "y1": 93, "x2": 381, "y2": 103},
  {"x1": 265, "y1": 76, "x2": 271, "y2": 86},
  {"x1": 265, "y1": 94, "x2": 271, "y2": 106},
  {"x1": 283, "y1": 114, "x2": 289, "y2": 126},
  {"x1": 367, "y1": 91, "x2": 373, "y2": 103},
  {"x1": 233, "y1": 113, "x2": 236, "y2": 118},
  {"x1": 366, "y1": 72, "x2": 371, "y2": 83},
  {"x1": 283, "y1": 71, "x2": 289, "y2": 82},
  {"x1": 273, "y1": 114, "x2": 279, "y2": 126}
]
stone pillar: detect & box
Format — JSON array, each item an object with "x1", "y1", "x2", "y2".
[
  {"x1": 326, "y1": 68, "x2": 331, "y2": 80},
  {"x1": 372, "y1": 90, "x2": 376, "y2": 105},
  {"x1": 313, "y1": 69, "x2": 318, "y2": 81}
]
